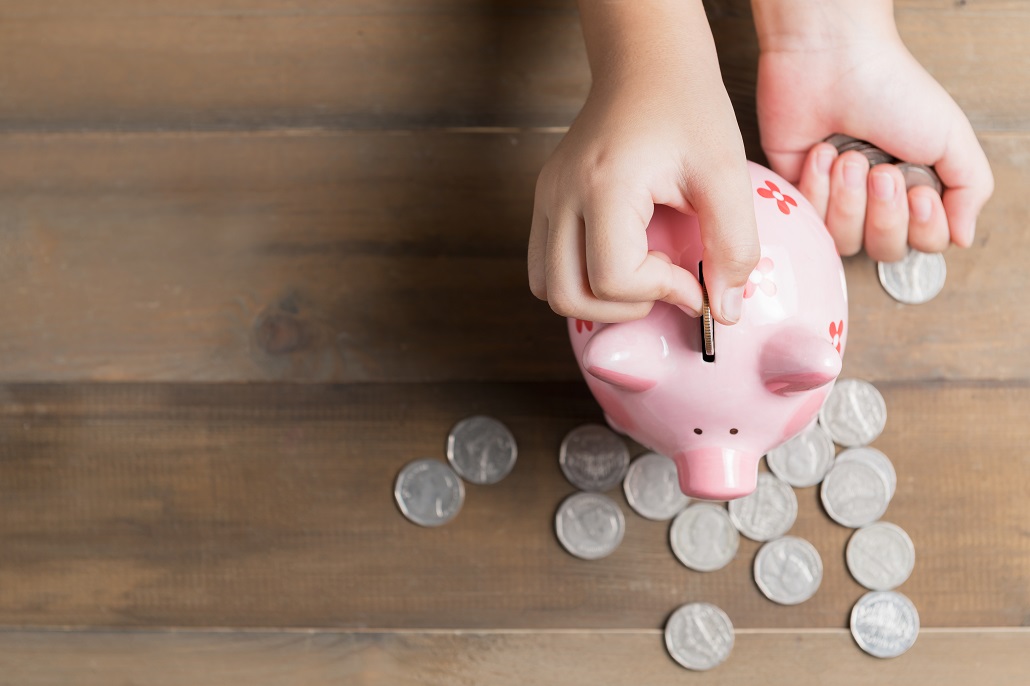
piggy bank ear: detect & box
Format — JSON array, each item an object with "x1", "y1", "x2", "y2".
[
  {"x1": 761, "y1": 329, "x2": 841, "y2": 395},
  {"x1": 582, "y1": 324, "x2": 670, "y2": 393}
]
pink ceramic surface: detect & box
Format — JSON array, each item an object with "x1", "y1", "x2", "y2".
[{"x1": 568, "y1": 162, "x2": 848, "y2": 500}]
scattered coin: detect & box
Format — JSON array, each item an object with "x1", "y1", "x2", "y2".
[
  {"x1": 766, "y1": 424, "x2": 836, "y2": 488},
  {"x1": 820, "y1": 458, "x2": 891, "y2": 528},
  {"x1": 753, "y1": 536, "x2": 823, "y2": 605},
  {"x1": 623, "y1": 452, "x2": 690, "y2": 521},
  {"x1": 850, "y1": 591, "x2": 920, "y2": 658},
  {"x1": 878, "y1": 249, "x2": 947, "y2": 305},
  {"x1": 446, "y1": 415, "x2": 518, "y2": 485},
  {"x1": 819, "y1": 379, "x2": 887, "y2": 447},
  {"x1": 837, "y1": 447, "x2": 897, "y2": 499},
  {"x1": 847, "y1": 522, "x2": 915, "y2": 591},
  {"x1": 559, "y1": 424, "x2": 631, "y2": 492},
  {"x1": 555, "y1": 492, "x2": 626, "y2": 560},
  {"x1": 670, "y1": 503, "x2": 739, "y2": 572},
  {"x1": 664, "y1": 602, "x2": 735, "y2": 671},
  {"x1": 728, "y1": 472, "x2": 798, "y2": 542},
  {"x1": 394, "y1": 458, "x2": 465, "y2": 527}
]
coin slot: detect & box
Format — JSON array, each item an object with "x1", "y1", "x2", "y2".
[{"x1": 699, "y1": 261, "x2": 715, "y2": 363}]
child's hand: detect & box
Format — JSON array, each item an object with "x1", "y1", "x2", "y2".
[
  {"x1": 528, "y1": 0, "x2": 760, "y2": 325},
  {"x1": 752, "y1": 0, "x2": 994, "y2": 262}
]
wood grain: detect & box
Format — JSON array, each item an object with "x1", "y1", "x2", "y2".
[
  {"x1": 0, "y1": 131, "x2": 1025, "y2": 383},
  {"x1": 0, "y1": 381, "x2": 1026, "y2": 629},
  {"x1": 0, "y1": 2, "x2": 1026, "y2": 132},
  {"x1": 0, "y1": 628, "x2": 1027, "y2": 685}
]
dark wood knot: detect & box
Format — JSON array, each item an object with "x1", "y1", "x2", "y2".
[{"x1": 253, "y1": 310, "x2": 307, "y2": 356}]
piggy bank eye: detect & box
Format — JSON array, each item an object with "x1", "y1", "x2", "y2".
[
  {"x1": 729, "y1": 428, "x2": 739, "y2": 435},
  {"x1": 693, "y1": 428, "x2": 702, "y2": 435}
]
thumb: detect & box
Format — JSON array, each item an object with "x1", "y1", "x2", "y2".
[{"x1": 690, "y1": 163, "x2": 761, "y2": 325}]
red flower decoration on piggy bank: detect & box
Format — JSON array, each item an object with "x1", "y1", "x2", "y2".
[{"x1": 757, "y1": 180, "x2": 798, "y2": 215}]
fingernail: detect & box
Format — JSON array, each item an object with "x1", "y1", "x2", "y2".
[
  {"x1": 911, "y1": 194, "x2": 932, "y2": 222},
  {"x1": 871, "y1": 170, "x2": 895, "y2": 200},
  {"x1": 843, "y1": 161, "x2": 865, "y2": 189},
  {"x1": 816, "y1": 149, "x2": 834, "y2": 176},
  {"x1": 721, "y1": 287, "x2": 743, "y2": 324}
]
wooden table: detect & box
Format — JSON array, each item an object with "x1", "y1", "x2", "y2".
[{"x1": 0, "y1": 1, "x2": 1026, "y2": 683}]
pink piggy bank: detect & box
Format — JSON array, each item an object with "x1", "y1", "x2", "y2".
[{"x1": 568, "y1": 162, "x2": 847, "y2": 500}]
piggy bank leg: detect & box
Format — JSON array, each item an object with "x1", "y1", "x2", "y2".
[{"x1": 673, "y1": 448, "x2": 761, "y2": 500}]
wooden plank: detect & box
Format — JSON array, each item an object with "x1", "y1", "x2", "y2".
[
  {"x1": 0, "y1": 381, "x2": 1026, "y2": 629},
  {"x1": 0, "y1": 3, "x2": 1026, "y2": 132},
  {"x1": 0, "y1": 130, "x2": 1025, "y2": 383},
  {"x1": 0, "y1": 628, "x2": 1027, "y2": 685}
]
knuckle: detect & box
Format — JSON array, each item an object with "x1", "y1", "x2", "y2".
[
  {"x1": 828, "y1": 225, "x2": 862, "y2": 257},
  {"x1": 588, "y1": 268, "x2": 629, "y2": 302},
  {"x1": 711, "y1": 244, "x2": 761, "y2": 279},
  {"x1": 547, "y1": 288, "x2": 582, "y2": 319},
  {"x1": 910, "y1": 225, "x2": 949, "y2": 253},
  {"x1": 866, "y1": 212, "x2": 904, "y2": 239},
  {"x1": 528, "y1": 275, "x2": 547, "y2": 301},
  {"x1": 627, "y1": 300, "x2": 656, "y2": 320}
]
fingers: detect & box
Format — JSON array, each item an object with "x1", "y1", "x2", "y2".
[
  {"x1": 825, "y1": 151, "x2": 870, "y2": 256},
  {"x1": 797, "y1": 142, "x2": 837, "y2": 220},
  {"x1": 863, "y1": 164, "x2": 909, "y2": 262},
  {"x1": 583, "y1": 191, "x2": 703, "y2": 316},
  {"x1": 934, "y1": 120, "x2": 994, "y2": 247},
  {"x1": 527, "y1": 203, "x2": 548, "y2": 300},
  {"x1": 817, "y1": 141, "x2": 977, "y2": 258},
  {"x1": 907, "y1": 185, "x2": 950, "y2": 253},
  {"x1": 690, "y1": 161, "x2": 761, "y2": 325},
  {"x1": 543, "y1": 208, "x2": 655, "y2": 323}
]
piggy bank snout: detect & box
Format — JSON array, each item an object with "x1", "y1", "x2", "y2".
[{"x1": 673, "y1": 447, "x2": 761, "y2": 500}]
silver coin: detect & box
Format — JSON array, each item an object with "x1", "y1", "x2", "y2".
[
  {"x1": 753, "y1": 536, "x2": 823, "y2": 605},
  {"x1": 394, "y1": 458, "x2": 465, "y2": 527},
  {"x1": 819, "y1": 379, "x2": 887, "y2": 447},
  {"x1": 623, "y1": 452, "x2": 690, "y2": 521},
  {"x1": 664, "y1": 602, "x2": 735, "y2": 671},
  {"x1": 896, "y1": 162, "x2": 944, "y2": 195},
  {"x1": 446, "y1": 415, "x2": 518, "y2": 485},
  {"x1": 837, "y1": 447, "x2": 897, "y2": 499},
  {"x1": 555, "y1": 492, "x2": 626, "y2": 560},
  {"x1": 865, "y1": 147, "x2": 898, "y2": 165},
  {"x1": 825, "y1": 135, "x2": 896, "y2": 165},
  {"x1": 825, "y1": 133, "x2": 866, "y2": 152},
  {"x1": 847, "y1": 522, "x2": 915, "y2": 591},
  {"x1": 878, "y1": 249, "x2": 947, "y2": 305},
  {"x1": 728, "y1": 472, "x2": 798, "y2": 541},
  {"x1": 559, "y1": 424, "x2": 630, "y2": 492},
  {"x1": 851, "y1": 590, "x2": 920, "y2": 658},
  {"x1": 669, "y1": 503, "x2": 739, "y2": 572},
  {"x1": 766, "y1": 424, "x2": 836, "y2": 488},
  {"x1": 820, "y1": 458, "x2": 891, "y2": 528}
]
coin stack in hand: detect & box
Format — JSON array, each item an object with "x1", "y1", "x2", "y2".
[
  {"x1": 824, "y1": 135, "x2": 948, "y2": 306},
  {"x1": 393, "y1": 415, "x2": 518, "y2": 527}
]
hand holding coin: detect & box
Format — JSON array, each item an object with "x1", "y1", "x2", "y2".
[{"x1": 753, "y1": 0, "x2": 994, "y2": 261}]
